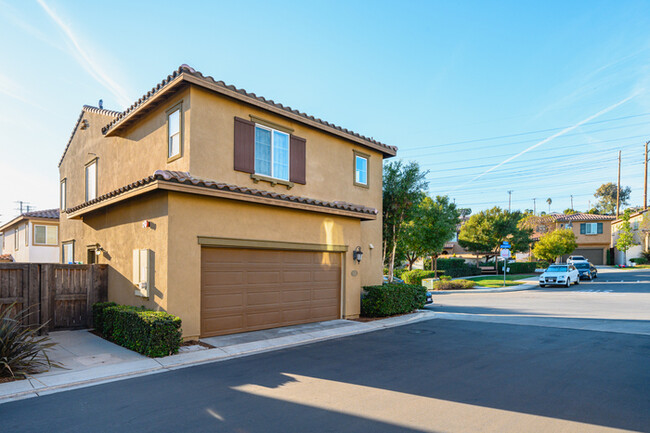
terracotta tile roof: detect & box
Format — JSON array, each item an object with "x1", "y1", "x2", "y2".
[
  {"x1": 22, "y1": 209, "x2": 59, "y2": 219},
  {"x1": 67, "y1": 170, "x2": 378, "y2": 217},
  {"x1": 101, "y1": 65, "x2": 396, "y2": 155},
  {"x1": 553, "y1": 213, "x2": 616, "y2": 222},
  {"x1": 0, "y1": 254, "x2": 13, "y2": 262},
  {"x1": 58, "y1": 105, "x2": 120, "y2": 167}
]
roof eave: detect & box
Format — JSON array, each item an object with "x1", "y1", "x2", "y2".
[{"x1": 104, "y1": 72, "x2": 397, "y2": 157}]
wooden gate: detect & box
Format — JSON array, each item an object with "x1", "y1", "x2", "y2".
[{"x1": 0, "y1": 263, "x2": 107, "y2": 330}]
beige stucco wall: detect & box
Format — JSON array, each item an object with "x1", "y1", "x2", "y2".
[
  {"x1": 60, "y1": 192, "x2": 169, "y2": 310},
  {"x1": 167, "y1": 192, "x2": 364, "y2": 339},
  {"x1": 559, "y1": 220, "x2": 612, "y2": 246}
]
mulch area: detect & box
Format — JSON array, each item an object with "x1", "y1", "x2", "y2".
[
  {"x1": 351, "y1": 312, "x2": 414, "y2": 323},
  {"x1": 180, "y1": 340, "x2": 214, "y2": 349}
]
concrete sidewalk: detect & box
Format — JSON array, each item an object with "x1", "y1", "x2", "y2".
[{"x1": 0, "y1": 310, "x2": 436, "y2": 404}]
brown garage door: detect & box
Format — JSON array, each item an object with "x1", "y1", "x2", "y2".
[
  {"x1": 201, "y1": 247, "x2": 341, "y2": 337},
  {"x1": 562, "y1": 248, "x2": 604, "y2": 265}
]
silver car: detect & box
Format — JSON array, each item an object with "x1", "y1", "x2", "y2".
[{"x1": 539, "y1": 264, "x2": 580, "y2": 287}]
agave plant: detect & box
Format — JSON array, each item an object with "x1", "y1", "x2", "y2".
[{"x1": 0, "y1": 304, "x2": 61, "y2": 379}]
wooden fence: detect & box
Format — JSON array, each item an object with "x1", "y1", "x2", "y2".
[{"x1": 0, "y1": 263, "x2": 107, "y2": 331}]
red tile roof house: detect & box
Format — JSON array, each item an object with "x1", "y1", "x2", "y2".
[
  {"x1": 531, "y1": 213, "x2": 616, "y2": 264},
  {"x1": 0, "y1": 209, "x2": 60, "y2": 263}
]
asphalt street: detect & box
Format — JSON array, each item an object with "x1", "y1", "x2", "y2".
[{"x1": 2, "y1": 266, "x2": 650, "y2": 433}]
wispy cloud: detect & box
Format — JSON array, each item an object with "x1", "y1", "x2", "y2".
[
  {"x1": 450, "y1": 93, "x2": 639, "y2": 192},
  {"x1": 36, "y1": 0, "x2": 132, "y2": 107},
  {"x1": 0, "y1": 73, "x2": 48, "y2": 111}
]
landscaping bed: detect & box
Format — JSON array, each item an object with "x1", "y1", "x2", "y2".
[{"x1": 471, "y1": 274, "x2": 537, "y2": 288}]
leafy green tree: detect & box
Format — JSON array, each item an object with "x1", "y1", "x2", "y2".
[
  {"x1": 383, "y1": 161, "x2": 428, "y2": 281},
  {"x1": 615, "y1": 209, "x2": 639, "y2": 265},
  {"x1": 532, "y1": 229, "x2": 578, "y2": 263},
  {"x1": 563, "y1": 208, "x2": 578, "y2": 215},
  {"x1": 400, "y1": 196, "x2": 459, "y2": 274},
  {"x1": 594, "y1": 182, "x2": 631, "y2": 214},
  {"x1": 546, "y1": 198, "x2": 552, "y2": 213},
  {"x1": 458, "y1": 207, "x2": 532, "y2": 259},
  {"x1": 458, "y1": 208, "x2": 472, "y2": 218}
]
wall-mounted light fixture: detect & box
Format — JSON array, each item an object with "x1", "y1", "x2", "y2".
[
  {"x1": 353, "y1": 246, "x2": 363, "y2": 263},
  {"x1": 94, "y1": 244, "x2": 105, "y2": 256}
]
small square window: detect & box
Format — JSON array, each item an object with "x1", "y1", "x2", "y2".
[
  {"x1": 34, "y1": 225, "x2": 58, "y2": 246},
  {"x1": 354, "y1": 152, "x2": 369, "y2": 187}
]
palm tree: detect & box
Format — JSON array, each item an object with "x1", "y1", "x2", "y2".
[{"x1": 546, "y1": 197, "x2": 552, "y2": 213}]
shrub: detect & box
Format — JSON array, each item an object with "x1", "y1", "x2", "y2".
[
  {"x1": 641, "y1": 250, "x2": 650, "y2": 262},
  {"x1": 536, "y1": 260, "x2": 550, "y2": 269},
  {"x1": 506, "y1": 262, "x2": 538, "y2": 274},
  {"x1": 0, "y1": 304, "x2": 61, "y2": 379},
  {"x1": 97, "y1": 303, "x2": 182, "y2": 358},
  {"x1": 394, "y1": 268, "x2": 407, "y2": 279},
  {"x1": 402, "y1": 269, "x2": 439, "y2": 286},
  {"x1": 92, "y1": 301, "x2": 117, "y2": 334},
  {"x1": 444, "y1": 265, "x2": 481, "y2": 278},
  {"x1": 630, "y1": 257, "x2": 649, "y2": 265},
  {"x1": 432, "y1": 279, "x2": 476, "y2": 291},
  {"x1": 439, "y1": 275, "x2": 452, "y2": 281},
  {"x1": 361, "y1": 284, "x2": 426, "y2": 317}
]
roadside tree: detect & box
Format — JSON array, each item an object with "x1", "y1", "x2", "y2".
[
  {"x1": 532, "y1": 228, "x2": 577, "y2": 263},
  {"x1": 383, "y1": 161, "x2": 428, "y2": 281},
  {"x1": 594, "y1": 182, "x2": 631, "y2": 214},
  {"x1": 615, "y1": 210, "x2": 639, "y2": 265}
]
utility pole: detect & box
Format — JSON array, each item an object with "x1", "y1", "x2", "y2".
[
  {"x1": 533, "y1": 198, "x2": 536, "y2": 215},
  {"x1": 570, "y1": 195, "x2": 574, "y2": 210},
  {"x1": 14, "y1": 201, "x2": 31, "y2": 214},
  {"x1": 617, "y1": 150, "x2": 621, "y2": 218},
  {"x1": 643, "y1": 141, "x2": 650, "y2": 210},
  {"x1": 507, "y1": 190, "x2": 513, "y2": 212}
]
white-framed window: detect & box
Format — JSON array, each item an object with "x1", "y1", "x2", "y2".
[
  {"x1": 85, "y1": 160, "x2": 97, "y2": 201},
  {"x1": 254, "y1": 125, "x2": 289, "y2": 181},
  {"x1": 581, "y1": 222, "x2": 602, "y2": 235},
  {"x1": 60, "y1": 179, "x2": 66, "y2": 210},
  {"x1": 34, "y1": 225, "x2": 58, "y2": 246},
  {"x1": 62, "y1": 241, "x2": 74, "y2": 264},
  {"x1": 355, "y1": 155, "x2": 368, "y2": 185},
  {"x1": 168, "y1": 107, "x2": 181, "y2": 158}
]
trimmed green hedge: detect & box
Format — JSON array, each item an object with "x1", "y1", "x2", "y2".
[
  {"x1": 444, "y1": 266, "x2": 481, "y2": 278},
  {"x1": 361, "y1": 283, "x2": 426, "y2": 317},
  {"x1": 433, "y1": 279, "x2": 475, "y2": 290},
  {"x1": 630, "y1": 257, "x2": 649, "y2": 264},
  {"x1": 505, "y1": 262, "x2": 537, "y2": 274},
  {"x1": 92, "y1": 302, "x2": 182, "y2": 358},
  {"x1": 402, "y1": 269, "x2": 440, "y2": 286},
  {"x1": 423, "y1": 257, "x2": 481, "y2": 278}
]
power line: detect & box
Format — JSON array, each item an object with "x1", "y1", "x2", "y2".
[{"x1": 399, "y1": 112, "x2": 650, "y2": 153}]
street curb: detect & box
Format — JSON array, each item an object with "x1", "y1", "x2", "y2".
[
  {"x1": 0, "y1": 311, "x2": 437, "y2": 404},
  {"x1": 430, "y1": 283, "x2": 539, "y2": 294}
]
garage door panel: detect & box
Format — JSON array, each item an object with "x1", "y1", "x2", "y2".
[{"x1": 201, "y1": 247, "x2": 341, "y2": 337}]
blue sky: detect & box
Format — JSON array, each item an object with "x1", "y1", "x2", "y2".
[{"x1": 1, "y1": 0, "x2": 650, "y2": 223}]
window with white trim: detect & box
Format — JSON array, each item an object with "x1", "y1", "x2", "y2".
[
  {"x1": 60, "y1": 179, "x2": 66, "y2": 210},
  {"x1": 168, "y1": 108, "x2": 181, "y2": 158},
  {"x1": 62, "y1": 241, "x2": 74, "y2": 264},
  {"x1": 85, "y1": 160, "x2": 97, "y2": 201},
  {"x1": 34, "y1": 225, "x2": 58, "y2": 246},
  {"x1": 355, "y1": 155, "x2": 368, "y2": 185},
  {"x1": 254, "y1": 125, "x2": 289, "y2": 181}
]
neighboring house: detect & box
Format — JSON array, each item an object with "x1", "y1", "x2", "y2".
[
  {"x1": 536, "y1": 213, "x2": 615, "y2": 264},
  {"x1": 0, "y1": 254, "x2": 13, "y2": 263},
  {"x1": 611, "y1": 210, "x2": 648, "y2": 266},
  {"x1": 58, "y1": 65, "x2": 396, "y2": 339},
  {"x1": 0, "y1": 209, "x2": 60, "y2": 263},
  {"x1": 442, "y1": 215, "x2": 470, "y2": 256}
]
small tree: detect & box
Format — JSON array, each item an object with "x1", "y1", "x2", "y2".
[
  {"x1": 546, "y1": 198, "x2": 552, "y2": 213},
  {"x1": 382, "y1": 161, "x2": 428, "y2": 282},
  {"x1": 616, "y1": 210, "x2": 639, "y2": 265},
  {"x1": 420, "y1": 196, "x2": 460, "y2": 277},
  {"x1": 401, "y1": 221, "x2": 426, "y2": 271},
  {"x1": 532, "y1": 229, "x2": 578, "y2": 263}
]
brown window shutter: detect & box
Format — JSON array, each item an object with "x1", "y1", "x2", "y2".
[
  {"x1": 234, "y1": 117, "x2": 255, "y2": 173},
  {"x1": 290, "y1": 135, "x2": 306, "y2": 184}
]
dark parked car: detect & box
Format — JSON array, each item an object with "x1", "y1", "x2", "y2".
[{"x1": 574, "y1": 262, "x2": 598, "y2": 280}]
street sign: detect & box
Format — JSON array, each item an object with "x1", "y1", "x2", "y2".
[
  {"x1": 500, "y1": 249, "x2": 511, "y2": 259},
  {"x1": 500, "y1": 241, "x2": 511, "y2": 249}
]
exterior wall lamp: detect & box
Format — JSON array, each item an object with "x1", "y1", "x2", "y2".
[{"x1": 353, "y1": 246, "x2": 363, "y2": 263}]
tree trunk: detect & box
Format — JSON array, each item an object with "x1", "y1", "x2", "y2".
[
  {"x1": 388, "y1": 225, "x2": 397, "y2": 283},
  {"x1": 434, "y1": 255, "x2": 439, "y2": 278}
]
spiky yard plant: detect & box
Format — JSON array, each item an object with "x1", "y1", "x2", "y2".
[{"x1": 0, "y1": 304, "x2": 61, "y2": 379}]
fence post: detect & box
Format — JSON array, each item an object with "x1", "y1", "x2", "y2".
[{"x1": 27, "y1": 264, "x2": 40, "y2": 328}]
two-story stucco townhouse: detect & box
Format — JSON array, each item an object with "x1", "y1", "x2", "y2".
[
  {"x1": 58, "y1": 65, "x2": 396, "y2": 339},
  {"x1": 553, "y1": 213, "x2": 616, "y2": 264},
  {"x1": 0, "y1": 209, "x2": 60, "y2": 263}
]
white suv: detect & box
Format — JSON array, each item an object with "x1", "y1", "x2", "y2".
[
  {"x1": 567, "y1": 255, "x2": 588, "y2": 265},
  {"x1": 539, "y1": 264, "x2": 580, "y2": 287}
]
